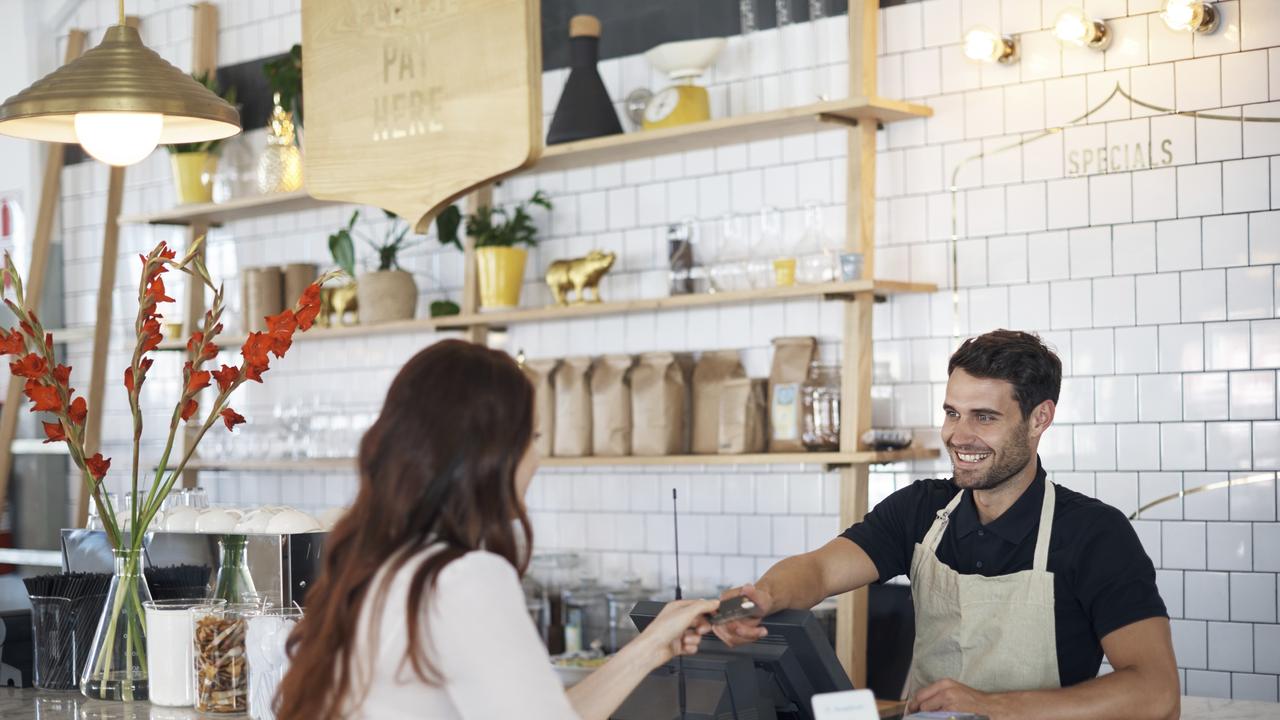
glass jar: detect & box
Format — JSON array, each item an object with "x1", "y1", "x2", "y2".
[
  {"x1": 246, "y1": 606, "x2": 304, "y2": 720},
  {"x1": 801, "y1": 363, "x2": 841, "y2": 451},
  {"x1": 194, "y1": 603, "x2": 259, "y2": 713},
  {"x1": 144, "y1": 598, "x2": 225, "y2": 707},
  {"x1": 563, "y1": 576, "x2": 610, "y2": 654},
  {"x1": 605, "y1": 578, "x2": 652, "y2": 653}
]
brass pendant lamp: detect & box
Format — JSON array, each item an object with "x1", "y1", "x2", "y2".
[{"x1": 0, "y1": 0, "x2": 240, "y2": 166}]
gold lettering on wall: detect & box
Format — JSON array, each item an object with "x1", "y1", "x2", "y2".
[{"x1": 1065, "y1": 140, "x2": 1175, "y2": 176}]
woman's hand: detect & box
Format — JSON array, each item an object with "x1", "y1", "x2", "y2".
[{"x1": 636, "y1": 598, "x2": 719, "y2": 667}]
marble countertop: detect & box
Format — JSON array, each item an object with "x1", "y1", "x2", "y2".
[{"x1": 2, "y1": 687, "x2": 1279, "y2": 718}]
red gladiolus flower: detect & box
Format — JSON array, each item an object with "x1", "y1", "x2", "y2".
[
  {"x1": 124, "y1": 357, "x2": 154, "y2": 393},
  {"x1": 85, "y1": 453, "x2": 110, "y2": 480},
  {"x1": 10, "y1": 353, "x2": 46, "y2": 379},
  {"x1": 53, "y1": 364, "x2": 71, "y2": 387},
  {"x1": 141, "y1": 318, "x2": 163, "y2": 352},
  {"x1": 19, "y1": 320, "x2": 34, "y2": 337},
  {"x1": 147, "y1": 276, "x2": 175, "y2": 304},
  {"x1": 264, "y1": 310, "x2": 297, "y2": 358},
  {"x1": 0, "y1": 328, "x2": 23, "y2": 355},
  {"x1": 295, "y1": 283, "x2": 322, "y2": 330},
  {"x1": 69, "y1": 396, "x2": 87, "y2": 426},
  {"x1": 240, "y1": 333, "x2": 273, "y2": 383},
  {"x1": 220, "y1": 407, "x2": 246, "y2": 431},
  {"x1": 187, "y1": 332, "x2": 204, "y2": 353},
  {"x1": 186, "y1": 368, "x2": 212, "y2": 394},
  {"x1": 212, "y1": 364, "x2": 240, "y2": 392},
  {"x1": 42, "y1": 420, "x2": 66, "y2": 443},
  {"x1": 181, "y1": 398, "x2": 199, "y2": 421},
  {"x1": 25, "y1": 383, "x2": 60, "y2": 412}
]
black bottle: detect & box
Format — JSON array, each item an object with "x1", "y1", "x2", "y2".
[{"x1": 546, "y1": 14, "x2": 623, "y2": 145}]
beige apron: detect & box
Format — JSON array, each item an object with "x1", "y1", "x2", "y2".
[{"x1": 905, "y1": 481, "x2": 1061, "y2": 697}]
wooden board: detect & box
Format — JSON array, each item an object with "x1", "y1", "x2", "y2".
[{"x1": 302, "y1": 0, "x2": 542, "y2": 232}]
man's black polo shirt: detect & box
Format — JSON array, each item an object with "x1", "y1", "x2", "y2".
[{"x1": 841, "y1": 458, "x2": 1167, "y2": 688}]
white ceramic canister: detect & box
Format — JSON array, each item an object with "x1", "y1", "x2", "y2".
[{"x1": 143, "y1": 598, "x2": 225, "y2": 707}]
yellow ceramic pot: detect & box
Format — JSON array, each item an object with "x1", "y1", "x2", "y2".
[
  {"x1": 171, "y1": 152, "x2": 217, "y2": 205},
  {"x1": 476, "y1": 246, "x2": 527, "y2": 309}
]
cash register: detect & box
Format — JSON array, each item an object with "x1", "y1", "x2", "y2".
[{"x1": 614, "y1": 601, "x2": 855, "y2": 720}]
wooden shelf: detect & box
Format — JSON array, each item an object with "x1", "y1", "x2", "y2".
[
  {"x1": 155, "y1": 279, "x2": 937, "y2": 350},
  {"x1": 534, "y1": 96, "x2": 931, "y2": 173},
  {"x1": 119, "y1": 98, "x2": 931, "y2": 228},
  {"x1": 175, "y1": 447, "x2": 936, "y2": 473},
  {"x1": 118, "y1": 189, "x2": 328, "y2": 227},
  {"x1": 438, "y1": 279, "x2": 936, "y2": 329}
]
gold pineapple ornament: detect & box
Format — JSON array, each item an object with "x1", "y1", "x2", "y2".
[{"x1": 256, "y1": 92, "x2": 303, "y2": 193}]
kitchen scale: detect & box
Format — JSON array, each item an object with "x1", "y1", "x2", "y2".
[{"x1": 641, "y1": 37, "x2": 726, "y2": 130}]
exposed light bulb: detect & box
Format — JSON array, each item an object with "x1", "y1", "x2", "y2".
[
  {"x1": 73, "y1": 112, "x2": 163, "y2": 166},
  {"x1": 1054, "y1": 8, "x2": 1110, "y2": 49},
  {"x1": 1162, "y1": 0, "x2": 1219, "y2": 33},
  {"x1": 963, "y1": 26, "x2": 1017, "y2": 64}
]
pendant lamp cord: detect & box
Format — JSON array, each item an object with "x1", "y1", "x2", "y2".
[{"x1": 118, "y1": 0, "x2": 125, "y2": 25}]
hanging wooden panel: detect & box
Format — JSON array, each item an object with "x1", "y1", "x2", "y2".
[{"x1": 301, "y1": 0, "x2": 542, "y2": 231}]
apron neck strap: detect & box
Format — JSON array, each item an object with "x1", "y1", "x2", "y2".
[
  {"x1": 922, "y1": 488, "x2": 967, "y2": 553},
  {"x1": 1032, "y1": 480, "x2": 1056, "y2": 571}
]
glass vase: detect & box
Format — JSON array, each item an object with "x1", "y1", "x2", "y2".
[
  {"x1": 80, "y1": 548, "x2": 153, "y2": 701},
  {"x1": 211, "y1": 535, "x2": 258, "y2": 604}
]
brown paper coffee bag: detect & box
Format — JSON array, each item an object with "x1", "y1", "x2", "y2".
[
  {"x1": 631, "y1": 352, "x2": 693, "y2": 456},
  {"x1": 553, "y1": 356, "x2": 593, "y2": 457},
  {"x1": 523, "y1": 358, "x2": 559, "y2": 458},
  {"x1": 719, "y1": 378, "x2": 767, "y2": 454},
  {"x1": 768, "y1": 336, "x2": 816, "y2": 452},
  {"x1": 591, "y1": 355, "x2": 634, "y2": 457},
  {"x1": 691, "y1": 350, "x2": 746, "y2": 454}
]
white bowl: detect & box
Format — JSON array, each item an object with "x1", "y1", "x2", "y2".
[
  {"x1": 644, "y1": 37, "x2": 726, "y2": 80},
  {"x1": 194, "y1": 508, "x2": 241, "y2": 534},
  {"x1": 265, "y1": 509, "x2": 322, "y2": 534},
  {"x1": 164, "y1": 507, "x2": 200, "y2": 532},
  {"x1": 234, "y1": 508, "x2": 279, "y2": 534},
  {"x1": 317, "y1": 506, "x2": 347, "y2": 530}
]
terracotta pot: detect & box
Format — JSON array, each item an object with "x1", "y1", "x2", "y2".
[
  {"x1": 476, "y1": 246, "x2": 527, "y2": 309},
  {"x1": 356, "y1": 270, "x2": 417, "y2": 324},
  {"x1": 171, "y1": 152, "x2": 217, "y2": 205}
]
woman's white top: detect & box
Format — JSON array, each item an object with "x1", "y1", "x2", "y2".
[{"x1": 344, "y1": 547, "x2": 580, "y2": 719}]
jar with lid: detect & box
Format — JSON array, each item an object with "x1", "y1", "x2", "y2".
[
  {"x1": 562, "y1": 576, "x2": 610, "y2": 654},
  {"x1": 604, "y1": 578, "x2": 653, "y2": 653},
  {"x1": 527, "y1": 552, "x2": 582, "y2": 653},
  {"x1": 801, "y1": 362, "x2": 841, "y2": 451}
]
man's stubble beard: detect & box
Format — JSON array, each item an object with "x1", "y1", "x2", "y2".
[{"x1": 951, "y1": 419, "x2": 1033, "y2": 491}]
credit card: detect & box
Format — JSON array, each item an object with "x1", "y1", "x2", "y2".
[{"x1": 709, "y1": 595, "x2": 765, "y2": 625}]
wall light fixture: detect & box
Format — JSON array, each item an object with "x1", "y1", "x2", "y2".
[
  {"x1": 1161, "y1": 0, "x2": 1220, "y2": 33},
  {"x1": 1054, "y1": 8, "x2": 1111, "y2": 50},
  {"x1": 963, "y1": 27, "x2": 1018, "y2": 64}
]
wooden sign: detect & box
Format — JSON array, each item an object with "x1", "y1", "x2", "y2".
[{"x1": 302, "y1": 0, "x2": 542, "y2": 231}]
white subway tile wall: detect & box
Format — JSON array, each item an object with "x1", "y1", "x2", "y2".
[{"x1": 42, "y1": 0, "x2": 1280, "y2": 697}]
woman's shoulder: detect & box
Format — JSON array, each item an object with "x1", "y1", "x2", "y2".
[{"x1": 436, "y1": 548, "x2": 520, "y2": 586}]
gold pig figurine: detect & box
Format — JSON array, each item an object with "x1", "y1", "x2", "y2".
[
  {"x1": 319, "y1": 283, "x2": 359, "y2": 326},
  {"x1": 545, "y1": 250, "x2": 616, "y2": 305}
]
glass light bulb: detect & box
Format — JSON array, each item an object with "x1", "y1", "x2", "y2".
[
  {"x1": 73, "y1": 112, "x2": 163, "y2": 166},
  {"x1": 963, "y1": 27, "x2": 1002, "y2": 63},
  {"x1": 1162, "y1": 0, "x2": 1198, "y2": 31},
  {"x1": 1054, "y1": 9, "x2": 1091, "y2": 46}
]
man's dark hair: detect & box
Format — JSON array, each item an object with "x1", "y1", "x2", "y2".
[{"x1": 947, "y1": 329, "x2": 1062, "y2": 418}]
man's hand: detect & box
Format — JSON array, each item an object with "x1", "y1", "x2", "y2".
[
  {"x1": 710, "y1": 583, "x2": 773, "y2": 647},
  {"x1": 908, "y1": 678, "x2": 1008, "y2": 718}
]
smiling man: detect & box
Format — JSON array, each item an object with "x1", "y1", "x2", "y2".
[{"x1": 714, "y1": 330, "x2": 1179, "y2": 720}]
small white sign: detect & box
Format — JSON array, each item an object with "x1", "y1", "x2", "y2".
[{"x1": 811, "y1": 688, "x2": 880, "y2": 720}]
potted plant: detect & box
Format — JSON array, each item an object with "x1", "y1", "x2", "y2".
[
  {"x1": 0, "y1": 239, "x2": 335, "y2": 701},
  {"x1": 328, "y1": 210, "x2": 419, "y2": 324},
  {"x1": 438, "y1": 190, "x2": 552, "y2": 309},
  {"x1": 263, "y1": 44, "x2": 302, "y2": 140},
  {"x1": 166, "y1": 72, "x2": 236, "y2": 204}
]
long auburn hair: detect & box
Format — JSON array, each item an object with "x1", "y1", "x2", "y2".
[{"x1": 275, "y1": 339, "x2": 535, "y2": 719}]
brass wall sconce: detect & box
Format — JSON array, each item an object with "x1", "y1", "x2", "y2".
[
  {"x1": 1161, "y1": 0, "x2": 1220, "y2": 33},
  {"x1": 1054, "y1": 8, "x2": 1111, "y2": 50},
  {"x1": 963, "y1": 27, "x2": 1018, "y2": 64}
]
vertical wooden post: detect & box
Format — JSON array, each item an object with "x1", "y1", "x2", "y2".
[
  {"x1": 78, "y1": 17, "x2": 140, "y2": 527},
  {"x1": 180, "y1": 2, "x2": 219, "y2": 490},
  {"x1": 836, "y1": 0, "x2": 881, "y2": 688},
  {"x1": 0, "y1": 30, "x2": 88, "y2": 526},
  {"x1": 462, "y1": 186, "x2": 493, "y2": 346}
]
